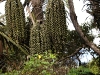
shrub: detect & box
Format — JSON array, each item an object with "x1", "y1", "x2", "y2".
[
  {"x1": 20, "y1": 51, "x2": 57, "y2": 75},
  {"x1": 89, "y1": 57, "x2": 100, "y2": 75},
  {"x1": 1, "y1": 51, "x2": 57, "y2": 75},
  {"x1": 67, "y1": 66, "x2": 94, "y2": 75}
]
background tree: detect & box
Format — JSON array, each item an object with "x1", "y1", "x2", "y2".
[{"x1": 68, "y1": 0, "x2": 100, "y2": 55}]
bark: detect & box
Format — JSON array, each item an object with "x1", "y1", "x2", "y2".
[
  {"x1": 31, "y1": 0, "x2": 44, "y2": 21},
  {"x1": 26, "y1": 6, "x2": 36, "y2": 26},
  {"x1": 59, "y1": 47, "x2": 82, "y2": 61},
  {"x1": 68, "y1": 0, "x2": 100, "y2": 55},
  {"x1": 25, "y1": 0, "x2": 44, "y2": 25},
  {"x1": 0, "y1": 40, "x2": 3, "y2": 56}
]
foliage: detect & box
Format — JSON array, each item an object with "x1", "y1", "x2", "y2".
[
  {"x1": 0, "y1": 32, "x2": 28, "y2": 55},
  {"x1": 0, "y1": 51, "x2": 57, "y2": 75},
  {"x1": 64, "y1": 22, "x2": 94, "y2": 56},
  {"x1": 67, "y1": 66, "x2": 94, "y2": 75},
  {"x1": 68, "y1": 57, "x2": 100, "y2": 75},
  {"x1": 1, "y1": 0, "x2": 29, "y2": 64},
  {"x1": 21, "y1": 51, "x2": 57, "y2": 75},
  {"x1": 88, "y1": 57, "x2": 100, "y2": 75},
  {"x1": 84, "y1": 0, "x2": 100, "y2": 29}
]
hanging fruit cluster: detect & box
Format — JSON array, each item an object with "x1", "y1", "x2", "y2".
[
  {"x1": 30, "y1": 0, "x2": 68, "y2": 54},
  {"x1": 5, "y1": 0, "x2": 26, "y2": 44},
  {"x1": 45, "y1": 0, "x2": 68, "y2": 53},
  {"x1": 30, "y1": 22, "x2": 50, "y2": 54}
]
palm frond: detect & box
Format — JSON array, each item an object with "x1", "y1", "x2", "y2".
[{"x1": 0, "y1": 31, "x2": 29, "y2": 55}]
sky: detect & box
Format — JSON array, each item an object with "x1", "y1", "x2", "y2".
[
  {"x1": 73, "y1": 0, "x2": 91, "y2": 24},
  {"x1": 73, "y1": 0, "x2": 100, "y2": 47},
  {"x1": 0, "y1": 0, "x2": 99, "y2": 62}
]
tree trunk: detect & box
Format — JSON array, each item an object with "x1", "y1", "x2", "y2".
[
  {"x1": 68, "y1": 0, "x2": 100, "y2": 55},
  {"x1": 0, "y1": 40, "x2": 3, "y2": 57},
  {"x1": 31, "y1": 0, "x2": 44, "y2": 22}
]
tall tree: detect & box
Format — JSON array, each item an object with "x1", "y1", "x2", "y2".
[
  {"x1": 68, "y1": 0, "x2": 100, "y2": 55},
  {"x1": 0, "y1": 37, "x2": 3, "y2": 57}
]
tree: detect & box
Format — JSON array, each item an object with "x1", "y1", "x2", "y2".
[
  {"x1": 68, "y1": 0, "x2": 100, "y2": 55},
  {"x1": 23, "y1": 0, "x2": 44, "y2": 25},
  {"x1": 85, "y1": 0, "x2": 100, "y2": 29}
]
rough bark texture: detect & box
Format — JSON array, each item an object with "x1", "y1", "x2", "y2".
[
  {"x1": 31, "y1": 0, "x2": 44, "y2": 21},
  {"x1": 68, "y1": 0, "x2": 100, "y2": 55},
  {"x1": 0, "y1": 40, "x2": 3, "y2": 56}
]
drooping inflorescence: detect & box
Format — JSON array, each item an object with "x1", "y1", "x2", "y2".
[
  {"x1": 30, "y1": 0, "x2": 68, "y2": 55},
  {"x1": 5, "y1": 0, "x2": 26, "y2": 44},
  {"x1": 45, "y1": 0, "x2": 68, "y2": 53}
]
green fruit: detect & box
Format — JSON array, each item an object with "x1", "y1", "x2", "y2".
[
  {"x1": 5, "y1": 0, "x2": 26, "y2": 44},
  {"x1": 45, "y1": 0, "x2": 68, "y2": 53}
]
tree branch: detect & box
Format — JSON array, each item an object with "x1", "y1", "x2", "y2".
[
  {"x1": 68, "y1": 0, "x2": 100, "y2": 55},
  {"x1": 59, "y1": 47, "x2": 82, "y2": 61},
  {"x1": 67, "y1": 47, "x2": 82, "y2": 58},
  {"x1": 0, "y1": 32, "x2": 29, "y2": 55}
]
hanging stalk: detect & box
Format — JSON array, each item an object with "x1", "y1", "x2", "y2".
[
  {"x1": 45, "y1": 0, "x2": 68, "y2": 53},
  {"x1": 30, "y1": 22, "x2": 50, "y2": 54},
  {"x1": 5, "y1": 0, "x2": 26, "y2": 44},
  {"x1": 30, "y1": 0, "x2": 68, "y2": 55},
  {"x1": 68, "y1": 0, "x2": 100, "y2": 55}
]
